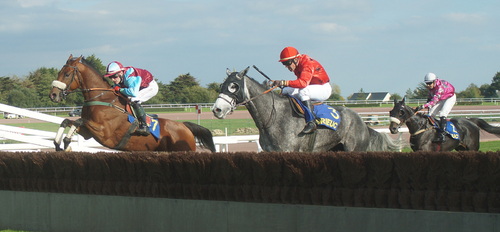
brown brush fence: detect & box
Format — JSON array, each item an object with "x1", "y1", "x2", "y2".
[{"x1": 0, "y1": 151, "x2": 498, "y2": 213}]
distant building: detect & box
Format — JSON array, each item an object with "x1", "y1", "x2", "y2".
[{"x1": 348, "y1": 92, "x2": 391, "y2": 102}]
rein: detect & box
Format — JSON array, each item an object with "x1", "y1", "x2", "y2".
[
  {"x1": 54, "y1": 64, "x2": 116, "y2": 97},
  {"x1": 391, "y1": 109, "x2": 433, "y2": 136},
  {"x1": 234, "y1": 85, "x2": 279, "y2": 108}
]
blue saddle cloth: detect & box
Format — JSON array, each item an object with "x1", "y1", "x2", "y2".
[
  {"x1": 444, "y1": 120, "x2": 460, "y2": 140},
  {"x1": 428, "y1": 116, "x2": 460, "y2": 140},
  {"x1": 293, "y1": 99, "x2": 341, "y2": 131},
  {"x1": 128, "y1": 115, "x2": 161, "y2": 140}
]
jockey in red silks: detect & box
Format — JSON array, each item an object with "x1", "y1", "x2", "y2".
[
  {"x1": 272, "y1": 46, "x2": 332, "y2": 134},
  {"x1": 105, "y1": 61, "x2": 159, "y2": 136},
  {"x1": 415, "y1": 72, "x2": 456, "y2": 142}
]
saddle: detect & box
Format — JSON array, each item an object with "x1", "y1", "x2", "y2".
[{"x1": 124, "y1": 103, "x2": 158, "y2": 124}]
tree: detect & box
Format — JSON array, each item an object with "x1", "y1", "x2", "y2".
[
  {"x1": 457, "y1": 84, "x2": 483, "y2": 98},
  {"x1": 183, "y1": 86, "x2": 218, "y2": 103},
  {"x1": 0, "y1": 76, "x2": 23, "y2": 104},
  {"x1": 83, "y1": 54, "x2": 106, "y2": 75},
  {"x1": 410, "y1": 83, "x2": 428, "y2": 99},
  {"x1": 26, "y1": 67, "x2": 61, "y2": 107},
  {"x1": 390, "y1": 93, "x2": 402, "y2": 100},
  {"x1": 483, "y1": 72, "x2": 500, "y2": 98},
  {"x1": 327, "y1": 83, "x2": 344, "y2": 101},
  {"x1": 165, "y1": 73, "x2": 201, "y2": 103},
  {"x1": 404, "y1": 88, "x2": 415, "y2": 99},
  {"x1": 206, "y1": 82, "x2": 221, "y2": 93},
  {"x1": 7, "y1": 88, "x2": 41, "y2": 108}
]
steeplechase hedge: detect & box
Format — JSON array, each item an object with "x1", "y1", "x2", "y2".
[{"x1": 0, "y1": 151, "x2": 498, "y2": 213}]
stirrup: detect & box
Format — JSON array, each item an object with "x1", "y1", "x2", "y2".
[
  {"x1": 301, "y1": 122, "x2": 317, "y2": 134},
  {"x1": 134, "y1": 125, "x2": 150, "y2": 136}
]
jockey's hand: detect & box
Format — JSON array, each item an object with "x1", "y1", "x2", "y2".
[
  {"x1": 414, "y1": 105, "x2": 423, "y2": 112},
  {"x1": 272, "y1": 80, "x2": 288, "y2": 87},
  {"x1": 113, "y1": 86, "x2": 121, "y2": 93}
]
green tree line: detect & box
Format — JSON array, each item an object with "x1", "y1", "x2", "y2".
[
  {"x1": 403, "y1": 72, "x2": 500, "y2": 100},
  {"x1": 0, "y1": 54, "x2": 498, "y2": 108}
]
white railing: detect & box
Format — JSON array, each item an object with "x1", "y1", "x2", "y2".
[{"x1": 1, "y1": 103, "x2": 498, "y2": 152}]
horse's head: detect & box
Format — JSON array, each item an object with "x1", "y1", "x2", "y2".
[
  {"x1": 211, "y1": 67, "x2": 251, "y2": 119},
  {"x1": 389, "y1": 97, "x2": 415, "y2": 134},
  {"x1": 50, "y1": 54, "x2": 84, "y2": 103}
]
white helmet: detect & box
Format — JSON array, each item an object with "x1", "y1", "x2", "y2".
[
  {"x1": 424, "y1": 72, "x2": 437, "y2": 83},
  {"x1": 104, "y1": 61, "x2": 124, "y2": 77}
]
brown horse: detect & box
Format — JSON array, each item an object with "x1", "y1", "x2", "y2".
[{"x1": 49, "y1": 55, "x2": 215, "y2": 152}]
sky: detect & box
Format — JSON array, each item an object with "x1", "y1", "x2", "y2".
[{"x1": 1, "y1": 0, "x2": 499, "y2": 98}]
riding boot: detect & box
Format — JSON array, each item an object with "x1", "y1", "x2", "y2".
[
  {"x1": 433, "y1": 116, "x2": 446, "y2": 143},
  {"x1": 301, "y1": 100, "x2": 317, "y2": 134},
  {"x1": 131, "y1": 101, "x2": 150, "y2": 136}
]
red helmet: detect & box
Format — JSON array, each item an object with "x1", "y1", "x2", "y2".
[
  {"x1": 104, "y1": 61, "x2": 124, "y2": 77},
  {"x1": 278, "y1": 46, "x2": 300, "y2": 62}
]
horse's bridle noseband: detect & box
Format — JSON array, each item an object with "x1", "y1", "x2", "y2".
[{"x1": 52, "y1": 64, "x2": 81, "y2": 99}]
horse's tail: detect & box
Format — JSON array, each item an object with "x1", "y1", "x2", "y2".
[
  {"x1": 467, "y1": 118, "x2": 500, "y2": 137},
  {"x1": 183, "y1": 121, "x2": 216, "y2": 152},
  {"x1": 367, "y1": 127, "x2": 406, "y2": 151}
]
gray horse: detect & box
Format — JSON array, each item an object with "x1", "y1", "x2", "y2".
[{"x1": 211, "y1": 67, "x2": 402, "y2": 152}]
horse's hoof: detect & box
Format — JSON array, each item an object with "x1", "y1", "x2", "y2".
[{"x1": 64, "y1": 146, "x2": 72, "y2": 152}]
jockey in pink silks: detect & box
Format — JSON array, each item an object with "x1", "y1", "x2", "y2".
[{"x1": 415, "y1": 72, "x2": 456, "y2": 142}]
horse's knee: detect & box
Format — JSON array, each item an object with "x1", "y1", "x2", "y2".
[{"x1": 60, "y1": 119, "x2": 74, "y2": 128}]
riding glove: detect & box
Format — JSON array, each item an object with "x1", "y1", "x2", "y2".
[
  {"x1": 113, "y1": 86, "x2": 121, "y2": 93},
  {"x1": 272, "y1": 80, "x2": 288, "y2": 87}
]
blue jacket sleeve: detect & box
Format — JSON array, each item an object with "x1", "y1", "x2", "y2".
[{"x1": 121, "y1": 68, "x2": 142, "y2": 97}]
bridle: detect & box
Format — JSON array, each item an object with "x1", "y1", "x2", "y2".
[
  {"x1": 52, "y1": 63, "x2": 117, "y2": 100},
  {"x1": 390, "y1": 105, "x2": 432, "y2": 136},
  {"x1": 51, "y1": 64, "x2": 83, "y2": 99},
  {"x1": 216, "y1": 74, "x2": 279, "y2": 128}
]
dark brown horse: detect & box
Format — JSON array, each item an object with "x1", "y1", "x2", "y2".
[
  {"x1": 389, "y1": 97, "x2": 500, "y2": 151},
  {"x1": 49, "y1": 55, "x2": 215, "y2": 152}
]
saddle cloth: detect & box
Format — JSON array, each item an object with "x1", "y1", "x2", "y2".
[
  {"x1": 127, "y1": 114, "x2": 161, "y2": 139},
  {"x1": 289, "y1": 96, "x2": 341, "y2": 131},
  {"x1": 428, "y1": 116, "x2": 460, "y2": 140}
]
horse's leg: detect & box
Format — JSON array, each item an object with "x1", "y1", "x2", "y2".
[
  {"x1": 54, "y1": 119, "x2": 74, "y2": 151},
  {"x1": 62, "y1": 118, "x2": 85, "y2": 151}
]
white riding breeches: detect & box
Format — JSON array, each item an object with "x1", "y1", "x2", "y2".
[
  {"x1": 130, "y1": 80, "x2": 159, "y2": 103},
  {"x1": 428, "y1": 94, "x2": 456, "y2": 118},
  {"x1": 281, "y1": 83, "x2": 332, "y2": 102}
]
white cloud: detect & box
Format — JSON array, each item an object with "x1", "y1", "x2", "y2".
[
  {"x1": 311, "y1": 22, "x2": 349, "y2": 34},
  {"x1": 16, "y1": 0, "x2": 55, "y2": 8},
  {"x1": 443, "y1": 12, "x2": 486, "y2": 24}
]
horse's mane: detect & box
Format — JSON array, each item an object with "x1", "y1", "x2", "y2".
[
  {"x1": 81, "y1": 57, "x2": 103, "y2": 75},
  {"x1": 79, "y1": 57, "x2": 112, "y2": 86}
]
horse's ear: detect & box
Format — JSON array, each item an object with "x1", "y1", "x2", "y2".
[
  {"x1": 393, "y1": 98, "x2": 397, "y2": 105},
  {"x1": 75, "y1": 55, "x2": 83, "y2": 63},
  {"x1": 226, "y1": 68, "x2": 232, "y2": 77},
  {"x1": 402, "y1": 96, "x2": 406, "y2": 104},
  {"x1": 68, "y1": 54, "x2": 73, "y2": 60},
  {"x1": 237, "y1": 66, "x2": 250, "y2": 79}
]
